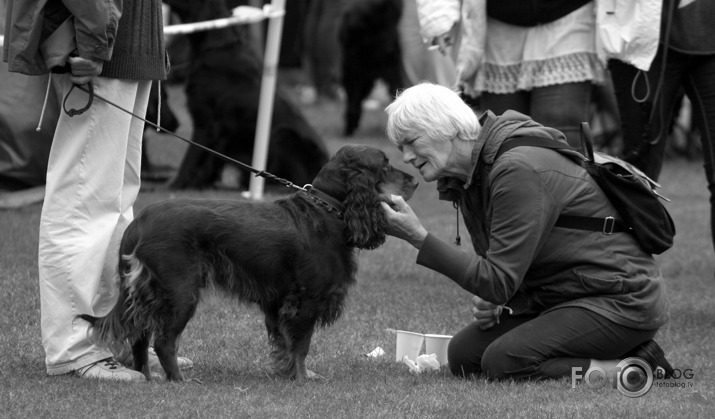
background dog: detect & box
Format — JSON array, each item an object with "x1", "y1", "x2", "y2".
[
  {"x1": 164, "y1": 0, "x2": 329, "y2": 190},
  {"x1": 79, "y1": 145, "x2": 418, "y2": 381}
]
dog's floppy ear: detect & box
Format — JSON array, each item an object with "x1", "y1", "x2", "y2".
[{"x1": 342, "y1": 166, "x2": 387, "y2": 250}]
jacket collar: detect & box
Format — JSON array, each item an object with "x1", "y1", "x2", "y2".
[
  {"x1": 437, "y1": 110, "x2": 568, "y2": 199},
  {"x1": 463, "y1": 110, "x2": 568, "y2": 188}
]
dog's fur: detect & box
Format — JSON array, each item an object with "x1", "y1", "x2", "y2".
[
  {"x1": 164, "y1": 0, "x2": 329, "y2": 190},
  {"x1": 79, "y1": 145, "x2": 417, "y2": 381},
  {"x1": 339, "y1": 0, "x2": 408, "y2": 136}
]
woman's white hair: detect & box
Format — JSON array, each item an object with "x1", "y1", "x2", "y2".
[{"x1": 385, "y1": 82, "x2": 480, "y2": 146}]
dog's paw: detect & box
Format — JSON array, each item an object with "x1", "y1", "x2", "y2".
[{"x1": 305, "y1": 370, "x2": 326, "y2": 381}]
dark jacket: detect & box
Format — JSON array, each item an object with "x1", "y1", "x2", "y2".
[
  {"x1": 417, "y1": 110, "x2": 669, "y2": 330},
  {"x1": 3, "y1": 0, "x2": 167, "y2": 80}
]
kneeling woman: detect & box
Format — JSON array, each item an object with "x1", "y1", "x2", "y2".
[{"x1": 380, "y1": 82, "x2": 673, "y2": 380}]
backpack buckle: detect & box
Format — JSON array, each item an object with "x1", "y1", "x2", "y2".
[{"x1": 602, "y1": 216, "x2": 615, "y2": 235}]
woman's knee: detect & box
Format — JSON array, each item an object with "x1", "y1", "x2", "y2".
[
  {"x1": 480, "y1": 344, "x2": 514, "y2": 380},
  {"x1": 480, "y1": 335, "x2": 542, "y2": 380},
  {"x1": 447, "y1": 325, "x2": 484, "y2": 377}
]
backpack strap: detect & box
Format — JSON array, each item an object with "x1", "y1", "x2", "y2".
[
  {"x1": 557, "y1": 214, "x2": 631, "y2": 234},
  {"x1": 496, "y1": 136, "x2": 575, "y2": 158},
  {"x1": 496, "y1": 136, "x2": 631, "y2": 235}
]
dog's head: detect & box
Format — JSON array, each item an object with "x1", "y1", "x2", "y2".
[{"x1": 311, "y1": 145, "x2": 417, "y2": 250}]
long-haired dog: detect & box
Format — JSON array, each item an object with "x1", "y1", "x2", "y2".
[{"x1": 79, "y1": 145, "x2": 417, "y2": 381}]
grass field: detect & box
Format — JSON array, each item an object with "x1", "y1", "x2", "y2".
[{"x1": 1, "y1": 84, "x2": 713, "y2": 418}]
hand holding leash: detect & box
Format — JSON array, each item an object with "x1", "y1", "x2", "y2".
[
  {"x1": 471, "y1": 296, "x2": 513, "y2": 330},
  {"x1": 61, "y1": 56, "x2": 103, "y2": 117},
  {"x1": 471, "y1": 295, "x2": 499, "y2": 330},
  {"x1": 67, "y1": 56, "x2": 103, "y2": 85}
]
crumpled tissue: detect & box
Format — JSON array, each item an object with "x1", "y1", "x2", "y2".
[
  {"x1": 402, "y1": 353, "x2": 441, "y2": 374},
  {"x1": 364, "y1": 346, "x2": 386, "y2": 358}
]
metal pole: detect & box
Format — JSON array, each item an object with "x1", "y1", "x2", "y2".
[{"x1": 248, "y1": 0, "x2": 285, "y2": 200}]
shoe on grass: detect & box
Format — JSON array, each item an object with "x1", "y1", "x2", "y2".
[
  {"x1": 627, "y1": 340, "x2": 675, "y2": 378},
  {"x1": 148, "y1": 347, "x2": 194, "y2": 373},
  {"x1": 74, "y1": 357, "x2": 146, "y2": 382}
]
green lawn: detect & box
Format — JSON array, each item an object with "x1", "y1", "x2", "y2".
[{"x1": 1, "y1": 86, "x2": 713, "y2": 418}]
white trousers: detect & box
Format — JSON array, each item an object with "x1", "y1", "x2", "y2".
[{"x1": 39, "y1": 75, "x2": 150, "y2": 375}]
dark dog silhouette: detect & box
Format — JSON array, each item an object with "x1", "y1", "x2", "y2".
[{"x1": 165, "y1": 0, "x2": 328, "y2": 190}]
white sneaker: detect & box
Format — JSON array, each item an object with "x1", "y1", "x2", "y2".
[{"x1": 74, "y1": 357, "x2": 146, "y2": 382}]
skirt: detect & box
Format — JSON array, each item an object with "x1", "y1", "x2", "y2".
[{"x1": 476, "y1": 2, "x2": 606, "y2": 94}]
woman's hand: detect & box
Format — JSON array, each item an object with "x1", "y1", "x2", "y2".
[
  {"x1": 455, "y1": 66, "x2": 479, "y2": 99},
  {"x1": 68, "y1": 56, "x2": 104, "y2": 85},
  {"x1": 379, "y1": 195, "x2": 428, "y2": 249},
  {"x1": 429, "y1": 23, "x2": 459, "y2": 56},
  {"x1": 471, "y1": 295, "x2": 499, "y2": 330}
]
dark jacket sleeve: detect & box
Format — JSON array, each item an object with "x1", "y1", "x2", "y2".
[{"x1": 416, "y1": 156, "x2": 561, "y2": 305}]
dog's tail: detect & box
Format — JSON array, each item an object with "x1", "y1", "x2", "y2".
[{"x1": 77, "y1": 248, "x2": 158, "y2": 349}]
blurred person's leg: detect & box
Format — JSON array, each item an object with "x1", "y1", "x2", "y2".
[
  {"x1": 304, "y1": 0, "x2": 343, "y2": 100},
  {"x1": 609, "y1": 59, "x2": 652, "y2": 168},
  {"x1": 530, "y1": 82, "x2": 592, "y2": 148},
  {"x1": 683, "y1": 53, "x2": 715, "y2": 253},
  {"x1": 480, "y1": 91, "x2": 530, "y2": 117},
  {"x1": 610, "y1": 48, "x2": 686, "y2": 181},
  {"x1": 637, "y1": 49, "x2": 689, "y2": 180}
]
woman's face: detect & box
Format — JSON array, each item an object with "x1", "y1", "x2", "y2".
[{"x1": 397, "y1": 134, "x2": 453, "y2": 182}]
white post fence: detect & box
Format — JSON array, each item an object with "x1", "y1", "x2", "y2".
[{"x1": 247, "y1": 0, "x2": 285, "y2": 200}]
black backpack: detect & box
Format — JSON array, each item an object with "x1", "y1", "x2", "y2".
[{"x1": 496, "y1": 123, "x2": 676, "y2": 255}]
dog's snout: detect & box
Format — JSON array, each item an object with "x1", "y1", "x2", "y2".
[
  {"x1": 404, "y1": 177, "x2": 418, "y2": 201},
  {"x1": 409, "y1": 175, "x2": 419, "y2": 189}
]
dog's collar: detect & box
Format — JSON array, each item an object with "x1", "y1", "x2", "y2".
[{"x1": 300, "y1": 184, "x2": 344, "y2": 218}]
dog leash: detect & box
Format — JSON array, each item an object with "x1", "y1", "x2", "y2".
[
  {"x1": 62, "y1": 83, "x2": 345, "y2": 217},
  {"x1": 63, "y1": 83, "x2": 302, "y2": 189}
]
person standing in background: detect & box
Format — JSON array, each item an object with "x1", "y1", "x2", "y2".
[
  {"x1": 416, "y1": 0, "x2": 605, "y2": 148},
  {"x1": 3, "y1": 0, "x2": 192, "y2": 380},
  {"x1": 609, "y1": 0, "x2": 715, "y2": 254}
]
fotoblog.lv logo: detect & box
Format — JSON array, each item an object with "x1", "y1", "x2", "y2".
[{"x1": 571, "y1": 357, "x2": 655, "y2": 398}]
